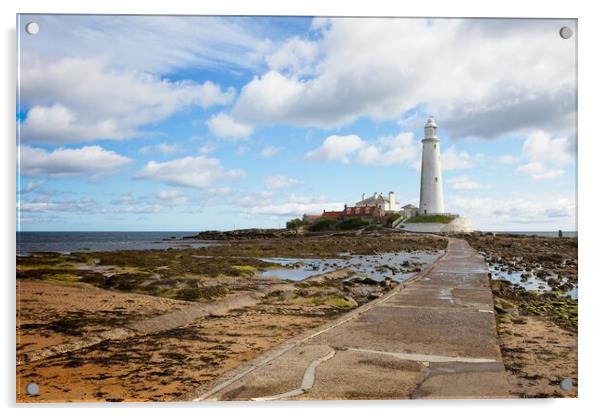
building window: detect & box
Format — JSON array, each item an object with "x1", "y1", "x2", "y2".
[
  {"x1": 434, "y1": 143, "x2": 437, "y2": 149},
  {"x1": 355, "y1": 207, "x2": 360, "y2": 215},
  {"x1": 435, "y1": 177, "x2": 438, "y2": 182},
  {"x1": 346, "y1": 208, "x2": 351, "y2": 214}
]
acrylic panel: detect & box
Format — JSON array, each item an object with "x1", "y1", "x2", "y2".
[{"x1": 16, "y1": 14, "x2": 577, "y2": 402}]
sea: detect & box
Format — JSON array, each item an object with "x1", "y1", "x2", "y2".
[{"x1": 16, "y1": 231, "x2": 209, "y2": 255}]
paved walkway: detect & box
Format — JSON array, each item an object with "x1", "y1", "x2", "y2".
[{"x1": 192, "y1": 238, "x2": 511, "y2": 401}]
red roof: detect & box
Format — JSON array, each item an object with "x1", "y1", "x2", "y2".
[
  {"x1": 308, "y1": 205, "x2": 387, "y2": 222},
  {"x1": 342, "y1": 205, "x2": 383, "y2": 218},
  {"x1": 322, "y1": 210, "x2": 344, "y2": 220}
]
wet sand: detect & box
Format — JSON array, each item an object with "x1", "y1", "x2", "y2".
[{"x1": 17, "y1": 283, "x2": 333, "y2": 402}]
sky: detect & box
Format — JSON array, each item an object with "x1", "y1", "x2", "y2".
[{"x1": 16, "y1": 15, "x2": 577, "y2": 232}]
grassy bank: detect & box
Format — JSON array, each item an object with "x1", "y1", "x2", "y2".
[{"x1": 405, "y1": 215, "x2": 455, "y2": 224}]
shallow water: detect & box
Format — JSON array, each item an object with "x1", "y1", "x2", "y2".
[
  {"x1": 16, "y1": 231, "x2": 212, "y2": 254},
  {"x1": 259, "y1": 251, "x2": 442, "y2": 282},
  {"x1": 489, "y1": 263, "x2": 578, "y2": 300}
]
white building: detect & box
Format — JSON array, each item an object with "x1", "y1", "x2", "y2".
[
  {"x1": 419, "y1": 117, "x2": 445, "y2": 215},
  {"x1": 402, "y1": 203, "x2": 419, "y2": 218},
  {"x1": 355, "y1": 191, "x2": 401, "y2": 214},
  {"x1": 355, "y1": 192, "x2": 401, "y2": 215}
]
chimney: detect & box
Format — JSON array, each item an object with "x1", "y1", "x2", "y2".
[{"x1": 362, "y1": 193, "x2": 365, "y2": 201}]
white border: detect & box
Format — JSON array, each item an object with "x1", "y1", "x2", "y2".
[{"x1": 2, "y1": 1, "x2": 600, "y2": 415}]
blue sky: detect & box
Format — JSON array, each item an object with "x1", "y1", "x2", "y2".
[{"x1": 16, "y1": 15, "x2": 577, "y2": 231}]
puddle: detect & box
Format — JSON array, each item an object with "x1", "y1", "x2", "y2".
[
  {"x1": 258, "y1": 257, "x2": 336, "y2": 281},
  {"x1": 259, "y1": 251, "x2": 442, "y2": 282},
  {"x1": 489, "y1": 263, "x2": 577, "y2": 300}
]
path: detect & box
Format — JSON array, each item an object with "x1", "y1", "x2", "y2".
[{"x1": 191, "y1": 238, "x2": 511, "y2": 400}]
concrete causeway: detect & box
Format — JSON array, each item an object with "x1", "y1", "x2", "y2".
[{"x1": 192, "y1": 238, "x2": 511, "y2": 401}]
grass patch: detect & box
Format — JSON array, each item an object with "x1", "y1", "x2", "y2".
[
  {"x1": 17, "y1": 255, "x2": 76, "y2": 272},
  {"x1": 339, "y1": 217, "x2": 370, "y2": 230},
  {"x1": 405, "y1": 215, "x2": 455, "y2": 224},
  {"x1": 231, "y1": 265, "x2": 257, "y2": 273},
  {"x1": 325, "y1": 295, "x2": 355, "y2": 308},
  {"x1": 291, "y1": 294, "x2": 355, "y2": 308},
  {"x1": 44, "y1": 273, "x2": 83, "y2": 286},
  {"x1": 175, "y1": 286, "x2": 228, "y2": 301}
]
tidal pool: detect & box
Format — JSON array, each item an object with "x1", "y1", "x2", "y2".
[
  {"x1": 259, "y1": 250, "x2": 442, "y2": 282},
  {"x1": 489, "y1": 263, "x2": 578, "y2": 300}
]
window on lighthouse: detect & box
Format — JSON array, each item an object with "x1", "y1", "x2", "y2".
[{"x1": 435, "y1": 177, "x2": 438, "y2": 182}]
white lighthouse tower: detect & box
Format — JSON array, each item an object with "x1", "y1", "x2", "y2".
[{"x1": 419, "y1": 116, "x2": 444, "y2": 215}]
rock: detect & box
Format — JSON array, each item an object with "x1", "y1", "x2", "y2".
[
  {"x1": 494, "y1": 305, "x2": 513, "y2": 314},
  {"x1": 347, "y1": 286, "x2": 373, "y2": 299},
  {"x1": 368, "y1": 292, "x2": 383, "y2": 300},
  {"x1": 380, "y1": 277, "x2": 393, "y2": 289}
]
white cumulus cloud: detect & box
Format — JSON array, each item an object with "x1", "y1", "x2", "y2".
[
  {"x1": 516, "y1": 130, "x2": 574, "y2": 180},
  {"x1": 134, "y1": 155, "x2": 245, "y2": 188},
  {"x1": 231, "y1": 18, "x2": 576, "y2": 138},
  {"x1": 356, "y1": 133, "x2": 418, "y2": 165},
  {"x1": 517, "y1": 162, "x2": 564, "y2": 181},
  {"x1": 306, "y1": 134, "x2": 364, "y2": 163},
  {"x1": 307, "y1": 133, "x2": 419, "y2": 166},
  {"x1": 20, "y1": 57, "x2": 235, "y2": 144},
  {"x1": 206, "y1": 113, "x2": 254, "y2": 139},
  {"x1": 265, "y1": 37, "x2": 319, "y2": 75},
  {"x1": 19, "y1": 145, "x2": 132, "y2": 179},
  {"x1": 521, "y1": 130, "x2": 574, "y2": 165},
  {"x1": 441, "y1": 147, "x2": 474, "y2": 171}
]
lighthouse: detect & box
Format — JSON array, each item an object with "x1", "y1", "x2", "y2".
[{"x1": 419, "y1": 116, "x2": 444, "y2": 215}]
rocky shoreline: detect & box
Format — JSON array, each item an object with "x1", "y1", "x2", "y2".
[
  {"x1": 460, "y1": 232, "x2": 578, "y2": 397},
  {"x1": 16, "y1": 231, "x2": 577, "y2": 400}
]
